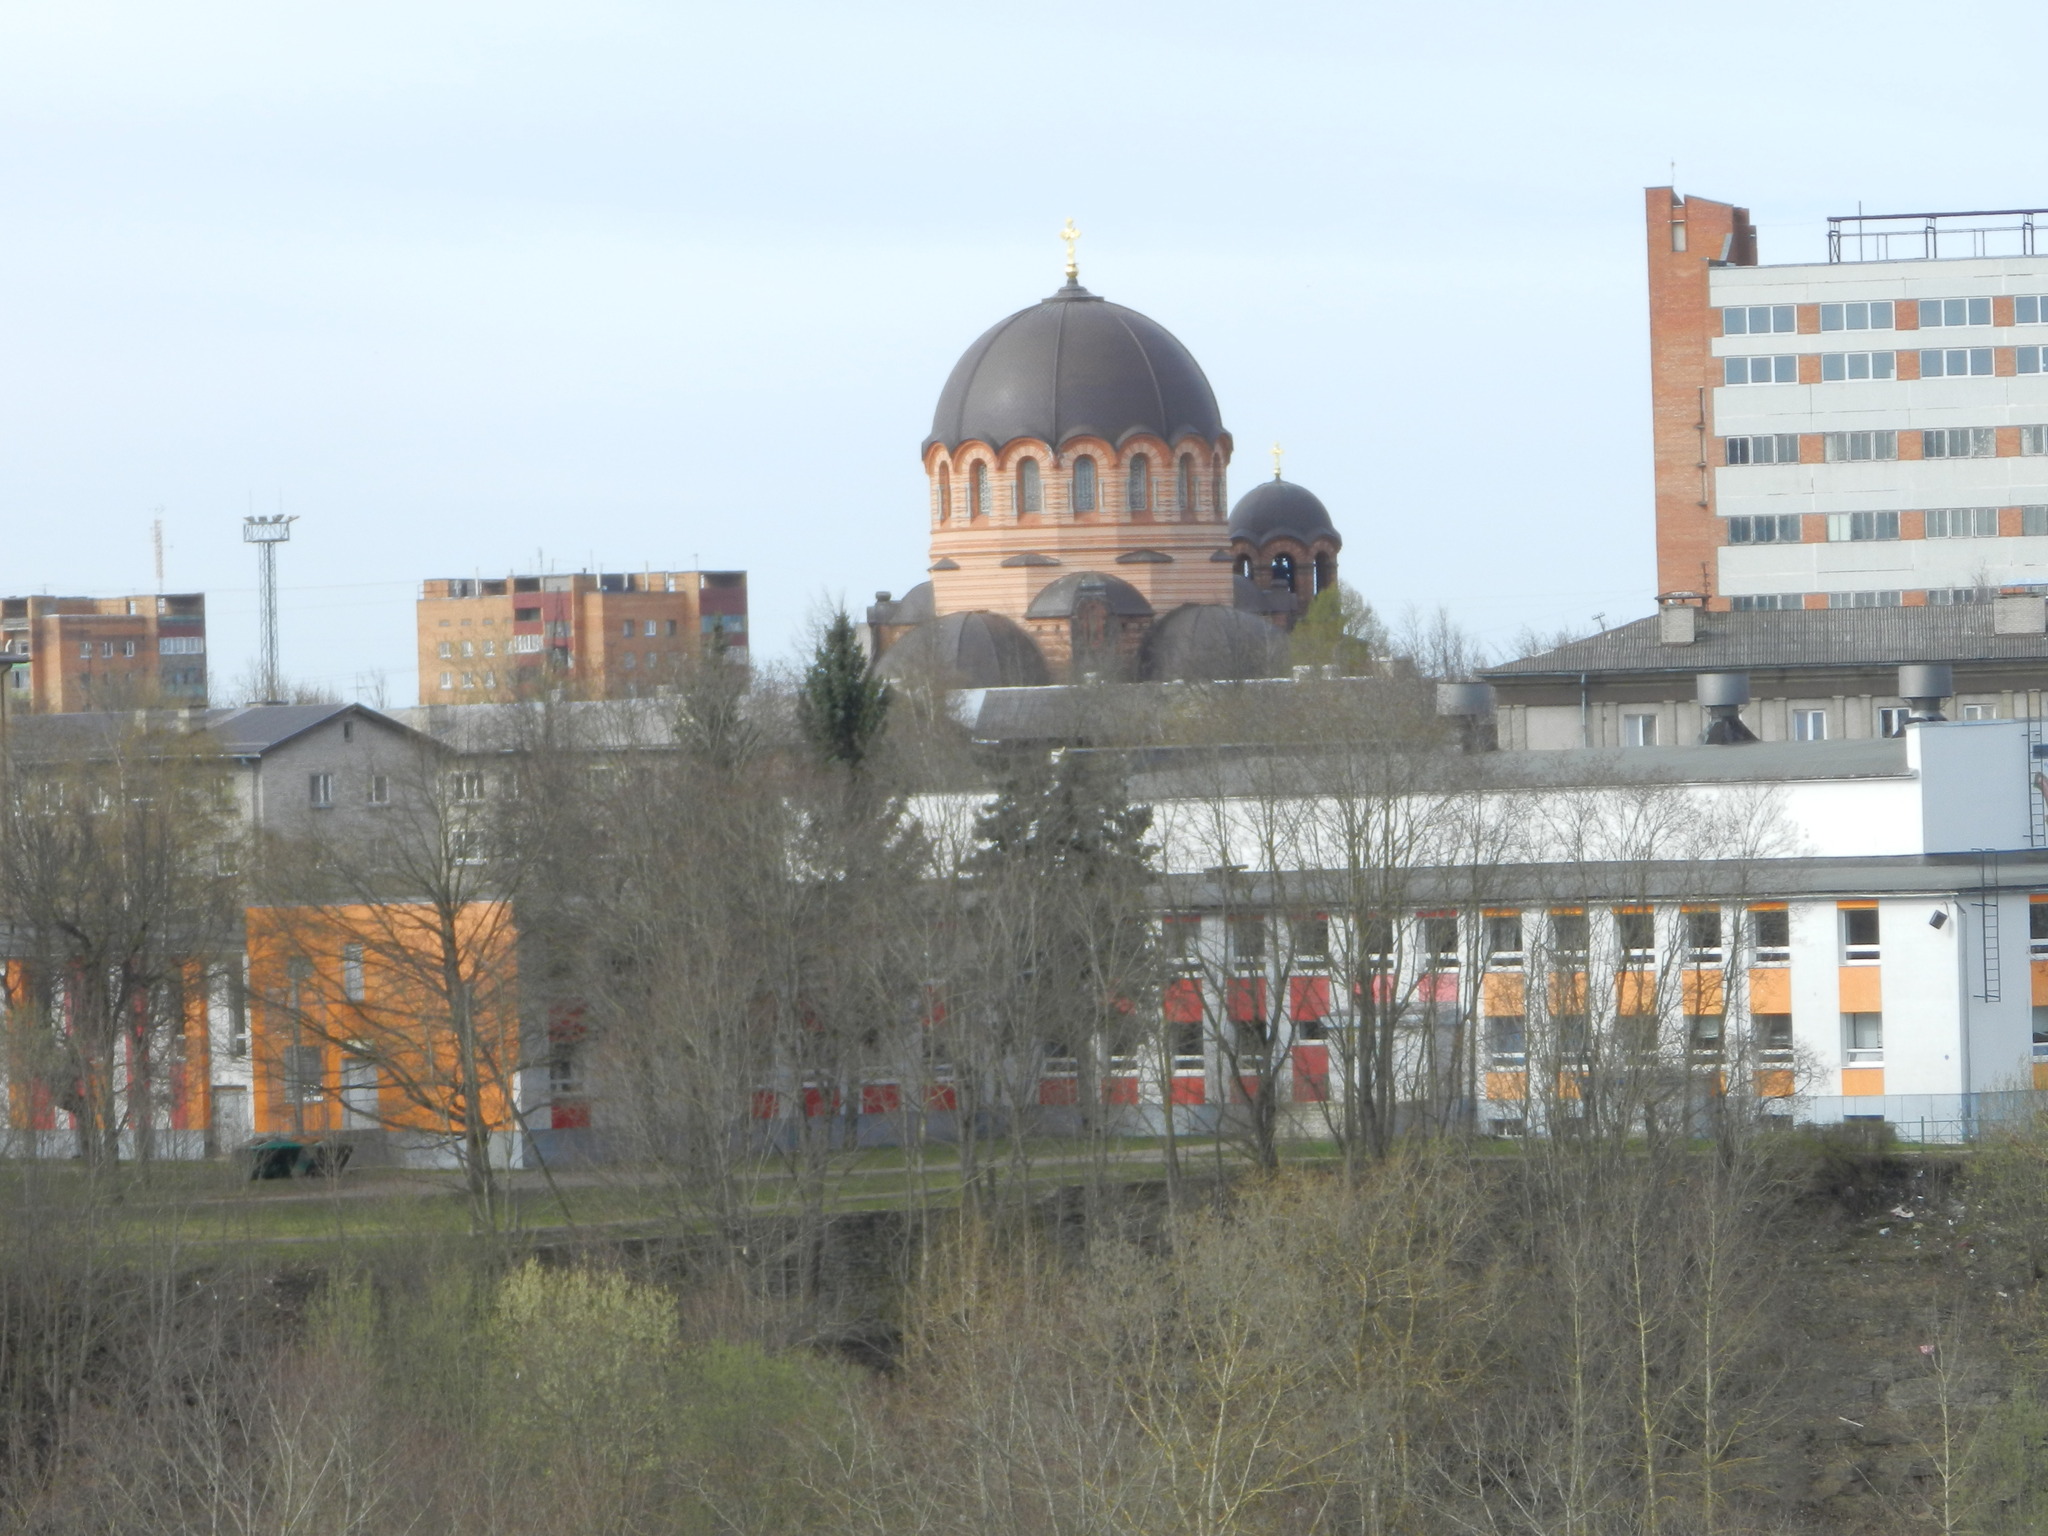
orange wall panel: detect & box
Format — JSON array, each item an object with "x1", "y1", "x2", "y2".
[
  {"x1": 1481, "y1": 972, "x2": 1525, "y2": 1015},
  {"x1": 1838, "y1": 967, "x2": 1882, "y2": 1013},
  {"x1": 1840, "y1": 1067, "x2": 1885, "y2": 1097},
  {"x1": 1749, "y1": 968, "x2": 1790, "y2": 1012}
]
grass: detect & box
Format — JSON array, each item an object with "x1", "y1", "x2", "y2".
[{"x1": 0, "y1": 1133, "x2": 1352, "y2": 1257}]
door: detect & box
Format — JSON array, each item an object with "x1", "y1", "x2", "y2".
[{"x1": 211, "y1": 1086, "x2": 250, "y2": 1146}]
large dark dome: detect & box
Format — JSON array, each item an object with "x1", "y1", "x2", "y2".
[
  {"x1": 873, "y1": 611, "x2": 1050, "y2": 689},
  {"x1": 1229, "y1": 478, "x2": 1340, "y2": 547},
  {"x1": 926, "y1": 280, "x2": 1224, "y2": 453}
]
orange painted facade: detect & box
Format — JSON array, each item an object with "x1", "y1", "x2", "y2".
[{"x1": 243, "y1": 903, "x2": 521, "y2": 1139}]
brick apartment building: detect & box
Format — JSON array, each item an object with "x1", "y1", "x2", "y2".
[
  {"x1": 0, "y1": 593, "x2": 207, "y2": 715},
  {"x1": 1649, "y1": 191, "x2": 2048, "y2": 612},
  {"x1": 416, "y1": 570, "x2": 747, "y2": 705}
]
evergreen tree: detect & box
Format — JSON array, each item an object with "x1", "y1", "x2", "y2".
[{"x1": 796, "y1": 610, "x2": 890, "y2": 770}]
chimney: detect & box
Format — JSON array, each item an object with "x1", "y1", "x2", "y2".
[
  {"x1": 1657, "y1": 591, "x2": 1704, "y2": 645},
  {"x1": 1696, "y1": 673, "x2": 1757, "y2": 744},
  {"x1": 1898, "y1": 663, "x2": 1953, "y2": 723},
  {"x1": 1436, "y1": 682, "x2": 1498, "y2": 753},
  {"x1": 1994, "y1": 591, "x2": 2047, "y2": 635}
]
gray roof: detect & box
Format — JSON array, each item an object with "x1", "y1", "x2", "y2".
[
  {"x1": 0, "y1": 703, "x2": 420, "y2": 764},
  {"x1": 1125, "y1": 735, "x2": 1911, "y2": 800},
  {"x1": 1486, "y1": 605, "x2": 2048, "y2": 679},
  {"x1": 876, "y1": 612, "x2": 1051, "y2": 690},
  {"x1": 1140, "y1": 603, "x2": 1287, "y2": 682},
  {"x1": 1024, "y1": 571, "x2": 1153, "y2": 620},
  {"x1": 1228, "y1": 476, "x2": 1340, "y2": 548},
  {"x1": 925, "y1": 280, "x2": 1225, "y2": 454}
]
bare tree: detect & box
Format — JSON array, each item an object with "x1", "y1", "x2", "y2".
[{"x1": 0, "y1": 716, "x2": 239, "y2": 1165}]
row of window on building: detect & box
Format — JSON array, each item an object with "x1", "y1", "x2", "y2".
[
  {"x1": 1723, "y1": 348, "x2": 2048, "y2": 385},
  {"x1": 1621, "y1": 698, "x2": 1997, "y2": 744},
  {"x1": 1724, "y1": 426, "x2": 2048, "y2": 465},
  {"x1": 1727, "y1": 590, "x2": 1997, "y2": 608},
  {"x1": 938, "y1": 452, "x2": 1223, "y2": 521},
  {"x1": 1726, "y1": 506, "x2": 2047, "y2": 546},
  {"x1": 1722, "y1": 296, "x2": 2048, "y2": 336}
]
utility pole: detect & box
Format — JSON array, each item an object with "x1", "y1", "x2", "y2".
[{"x1": 242, "y1": 514, "x2": 296, "y2": 705}]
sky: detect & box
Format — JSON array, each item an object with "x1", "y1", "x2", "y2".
[{"x1": 7, "y1": 0, "x2": 2048, "y2": 702}]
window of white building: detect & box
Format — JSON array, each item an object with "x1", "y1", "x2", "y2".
[
  {"x1": 1821, "y1": 301, "x2": 1895, "y2": 331},
  {"x1": 1920, "y1": 348, "x2": 1993, "y2": 377},
  {"x1": 1793, "y1": 709, "x2": 1828, "y2": 741},
  {"x1": 1919, "y1": 297, "x2": 1992, "y2": 327},
  {"x1": 1724, "y1": 355, "x2": 1797, "y2": 385},
  {"x1": 1722, "y1": 305, "x2": 1795, "y2": 334},
  {"x1": 1821, "y1": 351, "x2": 1894, "y2": 381},
  {"x1": 1824, "y1": 430, "x2": 1897, "y2": 462},
  {"x1": 1827, "y1": 511, "x2": 1899, "y2": 542},
  {"x1": 1923, "y1": 427, "x2": 1994, "y2": 459},
  {"x1": 1622, "y1": 712, "x2": 1658, "y2": 747},
  {"x1": 1727, "y1": 515, "x2": 1801, "y2": 544},
  {"x1": 1725, "y1": 434, "x2": 1800, "y2": 465},
  {"x1": 1843, "y1": 1011, "x2": 1884, "y2": 1063},
  {"x1": 1925, "y1": 507, "x2": 1998, "y2": 538}
]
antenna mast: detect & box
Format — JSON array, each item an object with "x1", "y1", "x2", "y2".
[
  {"x1": 152, "y1": 512, "x2": 165, "y2": 592},
  {"x1": 242, "y1": 514, "x2": 297, "y2": 704}
]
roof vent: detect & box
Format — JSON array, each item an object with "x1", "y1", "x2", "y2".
[
  {"x1": 1995, "y1": 591, "x2": 2047, "y2": 635},
  {"x1": 1899, "y1": 663, "x2": 1953, "y2": 722},
  {"x1": 1696, "y1": 673, "x2": 1757, "y2": 744},
  {"x1": 1436, "y1": 682, "x2": 1497, "y2": 753}
]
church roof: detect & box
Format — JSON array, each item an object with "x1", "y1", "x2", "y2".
[
  {"x1": 1229, "y1": 477, "x2": 1340, "y2": 547},
  {"x1": 925, "y1": 280, "x2": 1225, "y2": 454}
]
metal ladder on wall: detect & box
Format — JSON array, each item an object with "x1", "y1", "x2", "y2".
[
  {"x1": 2027, "y1": 713, "x2": 2047, "y2": 848},
  {"x1": 1977, "y1": 847, "x2": 2003, "y2": 1003}
]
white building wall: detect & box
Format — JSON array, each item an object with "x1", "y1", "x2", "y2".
[
  {"x1": 1787, "y1": 902, "x2": 1845, "y2": 1095},
  {"x1": 1881, "y1": 896, "x2": 1966, "y2": 1096},
  {"x1": 1707, "y1": 254, "x2": 2048, "y2": 599}
]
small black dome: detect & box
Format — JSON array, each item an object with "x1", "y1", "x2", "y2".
[
  {"x1": 1228, "y1": 477, "x2": 1340, "y2": 547},
  {"x1": 926, "y1": 281, "x2": 1225, "y2": 454},
  {"x1": 875, "y1": 611, "x2": 1050, "y2": 689},
  {"x1": 1024, "y1": 570, "x2": 1155, "y2": 620},
  {"x1": 1140, "y1": 604, "x2": 1287, "y2": 682}
]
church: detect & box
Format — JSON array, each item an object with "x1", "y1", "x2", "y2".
[{"x1": 866, "y1": 232, "x2": 1344, "y2": 686}]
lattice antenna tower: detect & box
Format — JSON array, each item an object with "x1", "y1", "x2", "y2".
[{"x1": 242, "y1": 514, "x2": 297, "y2": 704}]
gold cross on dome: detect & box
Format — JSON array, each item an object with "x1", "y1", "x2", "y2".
[
  {"x1": 1059, "y1": 218, "x2": 1080, "y2": 280},
  {"x1": 1271, "y1": 442, "x2": 1284, "y2": 479}
]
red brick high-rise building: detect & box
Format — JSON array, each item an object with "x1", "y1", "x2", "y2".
[
  {"x1": 416, "y1": 569, "x2": 747, "y2": 705},
  {"x1": 0, "y1": 592, "x2": 208, "y2": 716}
]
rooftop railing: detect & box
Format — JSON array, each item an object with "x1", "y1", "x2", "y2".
[{"x1": 1828, "y1": 208, "x2": 2048, "y2": 262}]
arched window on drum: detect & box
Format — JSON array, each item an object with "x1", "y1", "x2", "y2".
[
  {"x1": 1127, "y1": 455, "x2": 1149, "y2": 513},
  {"x1": 970, "y1": 462, "x2": 988, "y2": 519},
  {"x1": 1177, "y1": 454, "x2": 1195, "y2": 514},
  {"x1": 1073, "y1": 455, "x2": 1098, "y2": 513},
  {"x1": 1017, "y1": 458, "x2": 1042, "y2": 514}
]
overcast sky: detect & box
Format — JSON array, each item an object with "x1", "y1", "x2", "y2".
[{"x1": 5, "y1": 0, "x2": 2048, "y2": 702}]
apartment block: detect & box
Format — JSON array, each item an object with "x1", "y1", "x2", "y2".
[
  {"x1": 1649, "y1": 191, "x2": 2048, "y2": 611},
  {"x1": 0, "y1": 593, "x2": 207, "y2": 715},
  {"x1": 416, "y1": 569, "x2": 747, "y2": 705}
]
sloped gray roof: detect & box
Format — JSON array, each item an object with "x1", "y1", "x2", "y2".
[
  {"x1": 0, "y1": 703, "x2": 422, "y2": 765},
  {"x1": 1486, "y1": 606, "x2": 2048, "y2": 679}
]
